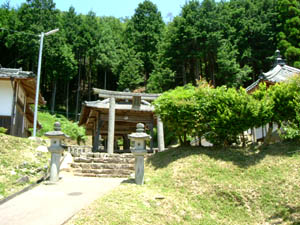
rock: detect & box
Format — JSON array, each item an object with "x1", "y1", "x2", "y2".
[
  {"x1": 36, "y1": 145, "x2": 48, "y2": 152},
  {"x1": 16, "y1": 176, "x2": 29, "y2": 184},
  {"x1": 155, "y1": 195, "x2": 165, "y2": 200}
]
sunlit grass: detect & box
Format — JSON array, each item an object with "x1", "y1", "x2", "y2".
[
  {"x1": 67, "y1": 142, "x2": 300, "y2": 224},
  {"x1": 0, "y1": 134, "x2": 49, "y2": 198}
]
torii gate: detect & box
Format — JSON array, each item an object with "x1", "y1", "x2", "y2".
[{"x1": 78, "y1": 89, "x2": 165, "y2": 154}]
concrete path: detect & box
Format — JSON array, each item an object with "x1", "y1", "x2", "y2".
[{"x1": 0, "y1": 172, "x2": 125, "y2": 225}]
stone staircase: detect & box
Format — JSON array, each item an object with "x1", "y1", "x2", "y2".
[{"x1": 71, "y1": 153, "x2": 135, "y2": 178}]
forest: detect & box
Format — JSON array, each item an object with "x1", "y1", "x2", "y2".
[{"x1": 0, "y1": 0, "x2": 299, "y2": 120}]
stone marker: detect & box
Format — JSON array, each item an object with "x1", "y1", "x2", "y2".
[
  {"x1": 128, "y1": 123, "x2": 151, "y2": 185},
  {"x1": 45, "y1": 122, "x2": 69, "y2": 183}
]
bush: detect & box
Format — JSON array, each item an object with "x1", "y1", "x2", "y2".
[
  {"x1": 154, "y1": 80, "x2": 271, "y2": 146},
  {"x1": 199, "y1": 86, "x2": 262, "y2": 146},
  {"x1": 154, "y1": 75, "x2": 300, "y2": 146},
  {"x1": 0, "y1": 127, "x2": 7, "y2": 134},
  {"x1": 36, "y1": 112, "x2": 87, "y2": 144},
  {"x1": 153, "y1": 84, "x2": 198, "y2": 145}
]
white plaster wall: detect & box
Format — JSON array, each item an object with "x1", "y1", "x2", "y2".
[
  {"x1": 0, "y1": 80, "x2": 13, "y2": 116},
  {"x1": 255, "y1": 123, "x2": 278, "y2": 139}
]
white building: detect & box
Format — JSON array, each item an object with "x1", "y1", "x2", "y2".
[
  {"x1": 0, "y1": 67, "x2": 45, "y2": 137},
  {"x1": 246, "y1": 50, "x2": 300, "y2": 141}
]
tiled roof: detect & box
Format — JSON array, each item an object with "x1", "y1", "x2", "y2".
[
  {"x1": 246, "y1": 65, "x2": 300, "y2": 92},
  {"x1": 0, "y1": 67, "x2": 35, "y2": 79},
  {"x1": 263, "y1": 64, "x2": 300, "y2": 83},
  {"x1": 245, "y1": 79, "x2": 262, "y2": 92}
]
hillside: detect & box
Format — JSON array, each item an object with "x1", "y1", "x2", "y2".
[
  {"x1": 67, "y1": 143, "x2": 300, "y2": 225},
  {"x1": 0, "y1": 134, "x2": 49, "y2": 199}
]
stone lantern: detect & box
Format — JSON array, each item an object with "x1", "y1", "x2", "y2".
[
  {"x1": 128, "y1": 123, "x2": 151, "y2": 185},
  {"x1": 45, "y1": 122, "x2": 69, "y2": 183}
]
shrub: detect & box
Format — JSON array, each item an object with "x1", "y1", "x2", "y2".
[
  {"x1": 154, "y1": 75, "x2": 300, "y2": 146},
  {"x1": 154, "y1": 84, "x2": 198, "y2": 145},
  {"x1": 37, "y1": 112, "x2": 87, "y2": 144},
  {"x1": 0, "y1": 127, "x2": 7, "y2": 134},
  {"x1": 200, "y1": 87, "x2": 263, "y2": 146},
  {"x1": 154, "y1": 81, "x2": 271, "y2": 146}
]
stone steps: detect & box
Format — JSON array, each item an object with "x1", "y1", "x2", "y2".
[
  {"x1": 73, "y1": 173, "x2": 131, "y2": 178},
  {"x1": 71, "y1": 153, "x2": 135, "y2": 178}
]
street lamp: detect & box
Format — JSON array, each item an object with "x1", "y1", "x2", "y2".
[{"x1": 32, "y1": 28, "x2": 59, "y2": 137}]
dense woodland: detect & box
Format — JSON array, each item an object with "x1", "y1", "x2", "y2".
[{"x1": 0, "y1": 0, "x2": 299, "y2": 119}]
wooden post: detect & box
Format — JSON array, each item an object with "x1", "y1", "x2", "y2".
[
  {"x1": 107, "y1": 97, "x2": 116, "y2": 154},
  {"x1": 10, "y1": 78, "x2": 17, "y2": 135},
  {"x1": 92, "y1": 128, "x2": 95, "y2": 151},
  {"x1": 123, "y1": 134, "x2": 130, "y2": 152},
  {"x1": 93, "y1": 112, "x2": 102, "y2": 152},
  {"x1": 157, "y1": 116, "x2": 165, "y2": 152}
]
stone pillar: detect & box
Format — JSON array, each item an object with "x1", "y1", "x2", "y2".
[
  {"x1": 134, "y1": 152, "x2": 146, "y2": 185},
  {"x1": 107, "y1": 97, "x2": 116, "y2": 154},
  {"x1": 45, "y1": 122, "x2": 68, "y2": 183},
  {"x1": 148, "y1": 123, "x2": 154, "y2": 152},
  {"x1": 157, "y1": 116, "x2": 165, "y2": 152},
  {"x1": 129, "y1": 123, "x2": 151, "y2": 185}
]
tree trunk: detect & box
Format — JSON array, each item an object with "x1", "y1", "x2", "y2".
[
  {"x1": 196, "y1": 58, "x2": 200, "y2": 81},
  {"x1": 264, "y1": 122, "x2": 274, "y2": 145},
  {"x1": 66, "y1": 80, "x2": 69, "y2": 119},
  {"x1": 182, "y1": 64, "x2": 187, "y2": 85},
  {"x1": 75, "y1": 55, "x2": 81, "y2": 121},
  {"x1": 210, "y1": 53, "x2": 216, "y2": 87},
  {"x1": 88, "y1": 57, "x2": 92, "y2": 101},
  {"x1": 200, "y1": 58, "x2": 203, "y2": 79},
  {"x1": 50, "y1": 80, "x2": 57, "y2": 114}
]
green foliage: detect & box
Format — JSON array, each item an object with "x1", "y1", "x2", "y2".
[
  {"x1": 117, "y1": 48, "x2": 144, "y2": 91},
  {"x1": 277, "y1": 0, "x2": 300, "y2": 68},
  {"x1": 154, "y1": 84, "x2": 198, "y2": 145},
  {"x1": 154, "y1": 75, "x2": 300, "y2": 146},
  {"x1": 125, "y1": 0, "x2": 164, "y2": 81},
  {"x1": 147, "y1": 62, "x2": 175, "y2": 93},
  {"x1": 37, "y1": 111, "x2": 86, "y2": 144},
  {"x1": 0, "y1": 134, "x2": 49, "y2": 197},
  {"x1": 216, "y1": 40, "x2": 252, "y2": 87},
  {"x1": 0, "y1": 127, "x2": 7, "y2": 134},
  {"x1": 0, "y1": 0, "x2": 298, "y2": 118},
  {"x1": 201, "y1": 87, "x2": 262, "y2": 146}
]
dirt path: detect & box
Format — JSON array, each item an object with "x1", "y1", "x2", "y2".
[{"x1": 0, "y1": 172, "x2": 125, "y2": 225}]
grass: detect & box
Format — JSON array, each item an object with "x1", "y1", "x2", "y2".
[
  {"x1": 37, "y1": 111, "x2": 86, "y2": 144},
  {"x1": 67, "y1": 142, "x2": 300, "y2": 225},
  {"x1": 0, "y1": 134, "x2": 49, "y2": 198}
]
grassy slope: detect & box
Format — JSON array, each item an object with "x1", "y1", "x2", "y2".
[
  {"x1": 0, "y1": 134, "x2": 49, "y2": 198},
  {"x1": 68, "y1": 143, "x2": 300, "y2": 225}
]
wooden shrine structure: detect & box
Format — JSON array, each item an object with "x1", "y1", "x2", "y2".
[{"x1": 79, "y1": 89, "x2": 165, "y2": 154}]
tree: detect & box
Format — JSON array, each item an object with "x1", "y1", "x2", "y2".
[
  {"x1": 117, "y1": 48, "x2": 144, "y2": 91},
  {"x1": 215, "y1": 39, "x2": 251, "y2": 87},
  {"x1": 125, "y1": 0, "x2": 164, "y2": 85},
  {"x1": 277, "y1": 0, "x2": 300, "y2": 68},
  {"x1": 96, "y1": 17, "x2": 124, "y2": 90}
]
